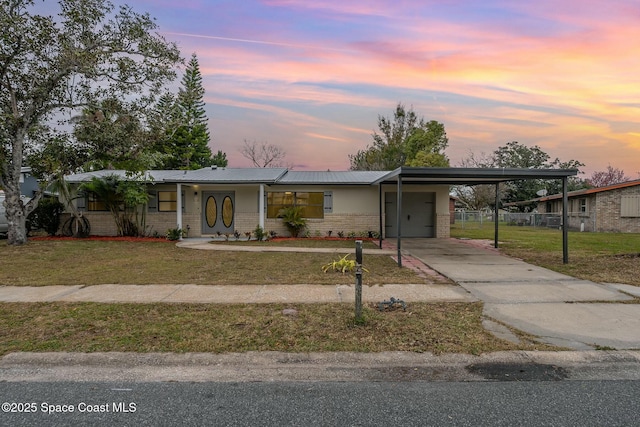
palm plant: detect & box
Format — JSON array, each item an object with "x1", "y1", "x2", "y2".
[{"x1": 277, "y1": 206, "x2": 307, "y2": 237}]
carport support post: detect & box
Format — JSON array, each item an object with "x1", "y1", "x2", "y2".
[
  {"x1": 562, "y1": 177, "x2": 569, "y2": 264},
  {"x1": 494, "y1": 183, "x2": 499, "y2": 248},
  {"x1": 355, "y1": 240, "x2": 363, "y2": 323},
  {"x1": 378, "y1": 184, "x2": 383, "y2": 248},
  {"x1": 396, "y1": 177, "x2": 402, "y2": 267}
]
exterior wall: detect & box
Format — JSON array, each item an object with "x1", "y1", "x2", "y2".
[
  {"x1": 536, "y1": 185, "x2": 640, "y2": 233},
  {"x1": 264, "y1": 185, "x2": 380, "y2": 237},
  {"x1": 595, "y1": 185, "x2": 640, "y2": 233},
  {"x1": 67, "y1": 182, "x2": 453, "y2": 238}
]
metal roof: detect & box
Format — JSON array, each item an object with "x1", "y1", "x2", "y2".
[
  {"x1": 533, "y1": 178, "x2": 640, "y2": 202},
  {"x1": 277, "y1": 171, "x2": 388, "y2": 185},
  {"x1": 375, "y1": 167, "x2": 579, "y2": 185},
  {"x1": 65, "y1": 166, "x2": 579, "y2": 186},
  {"x1": 64, "y1": 170, "x2": 184, "y2": 183},
  {"x1": 163, "y1": 167, "x2": 288, "y2": 183}
]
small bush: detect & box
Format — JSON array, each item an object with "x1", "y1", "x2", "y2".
[
  {"x1": 27, "y1": 197, "x2": 65, "y2": 236},
  {"x1": 277, "y1": 206, "x2": 307, "y2": 237},
  {"x1": 253, "y1": 225, "x2": 266, "y2": 241},
  {"x1": 166, "y1": 228, "x2": 184, "y2": 241}
]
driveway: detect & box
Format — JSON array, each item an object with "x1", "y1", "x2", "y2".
[{"x1": 401, "y1": 238, "x2": 640, "y2": 350}]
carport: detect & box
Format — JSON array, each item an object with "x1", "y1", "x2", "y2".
[{"x1": 374, "y1": 167, "x2": 579, "y2": 266}]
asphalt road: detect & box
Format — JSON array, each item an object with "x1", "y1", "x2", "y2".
[{"x1": 2, "y1": 380, "x2": 639, "y2": 426}]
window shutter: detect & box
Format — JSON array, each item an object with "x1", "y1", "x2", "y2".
[
  {"x1": 76, "y1": 192, "x2": 86, "y2": 211},
  {"x1": 147, "y1": 191, "x2": 157, "y2": 212},
  {"x1": 621, "y1": 195, "x2": 640, "y2": 217},
  {"x1": 324, "y1": 191, "x2": 333, "y2": 213}
]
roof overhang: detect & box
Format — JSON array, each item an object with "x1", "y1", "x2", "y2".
[{"x1": 374, "y1": 167, "x2": 579, "y2": 186}]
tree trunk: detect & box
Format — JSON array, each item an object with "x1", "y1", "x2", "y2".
[{"x1": 5, "y1": 190, "x2": 28, "y2": 245}]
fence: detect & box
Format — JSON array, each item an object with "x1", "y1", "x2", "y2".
[{"x1": 454, "y1": 210, "x2": 597, "y2": 231}]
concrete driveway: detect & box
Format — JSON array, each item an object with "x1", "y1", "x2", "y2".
[{"x1": 401, "y1": 238, "x2": 640, "y2": 350}]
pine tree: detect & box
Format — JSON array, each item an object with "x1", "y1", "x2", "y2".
[{"x1": 153, "y1": 53, "x2": 227, "y2": 169}]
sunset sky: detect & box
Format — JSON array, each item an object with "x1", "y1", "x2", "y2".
[{"x1": 92, "y1": 1, "x2": 640, "y2": 175}]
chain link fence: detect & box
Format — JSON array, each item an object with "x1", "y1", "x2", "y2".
[{"x1": 454, "y1": 210, "x2": 597, "y2": 231}]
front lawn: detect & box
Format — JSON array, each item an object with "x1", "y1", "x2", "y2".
[
  {"x1": 0, "y1": 240, "x2": 433, "y2": 286},
  {"x1": 0, "y1": 301, "x2": 556, "y2": 355}
]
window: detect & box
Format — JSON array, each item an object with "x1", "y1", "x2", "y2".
[
  {"x1": 87, "y1": 193, "x2": 107, "y2": 211},
  {"x1": 579, "y1": 198, "x2": 587, "y2": 215},
  {"x1": 267, "y1": 192, "x2": 324, "y2": 218},
  {"x1": 158, "y1": 191, "x2": 177, "y2": 212}
]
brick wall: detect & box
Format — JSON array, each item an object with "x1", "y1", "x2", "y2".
[
  {"x1": 436, "y1": 213, "x2": 451, "y2": 238},
  {"x1": 595, "y1": 186, "x2": 640, "y2": 233}
]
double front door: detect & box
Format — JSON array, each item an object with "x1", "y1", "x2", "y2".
[{"x1": 202, "y1": 192, "x2": 235, "y2": 234}]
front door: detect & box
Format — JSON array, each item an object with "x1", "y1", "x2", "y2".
[{"x1": 202, "y1": 192, "x2": 235, "y2": 234}]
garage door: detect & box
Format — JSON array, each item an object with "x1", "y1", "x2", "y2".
[{"x1": 385, "y1": 192, "x2": 435, "y2": 237}]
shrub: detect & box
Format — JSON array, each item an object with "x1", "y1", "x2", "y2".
[
  {"x1": 277, "y1": 206, "x2": 307, "y2": 237},
  {"x1": 27, "y1": 197, "x2": 65, "y2": 236},
  {"x1": 253, "y1": 225, "x2": 266, "y2": 241},
  {"x1": 166, "y1": 228, "x2": 184, "y2": 241}
]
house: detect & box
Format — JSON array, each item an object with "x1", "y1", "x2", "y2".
[
  {"x1": 535, "y1": 179, "x2": 640, "y2": 233},
  {"x1": 63, "y1": 167, "x2": 454, "y2": 239},
  {"x1": 64, "y1": 166, "x2": 579, "y2": 250}
]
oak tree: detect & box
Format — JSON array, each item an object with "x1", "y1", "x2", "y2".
[{"x1": 0, "y1": 0, "x2": 181, "y2": 244}]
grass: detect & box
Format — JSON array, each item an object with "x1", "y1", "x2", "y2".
[
  {"x1": 451, "y1": 223, "x2": 640, "y2": 286},
  {"x1": 0, "y1": 240, "x2": 430, "y2": 286},
  {"x1": 0, "y1": 301, "x2": 557, "y2": 356}
]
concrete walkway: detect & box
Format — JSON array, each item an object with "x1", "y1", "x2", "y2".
[{"x1": 401, "y1": 238, "x2": 640, "y2": 350}]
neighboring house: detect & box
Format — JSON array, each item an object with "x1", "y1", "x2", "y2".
[
  {"x1": 63, "y1": 167, "x2": 454, "y2": 239},
  {"x1": 534, "y1": 180, "x2": 640, "y2": 233}
]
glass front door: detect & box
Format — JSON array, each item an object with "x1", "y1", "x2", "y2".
[{"x1": 202, "y1": 192, "x2": 235, "y2": 234}]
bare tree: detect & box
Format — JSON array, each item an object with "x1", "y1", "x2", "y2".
[
  {"x1": 452, "y1": 151, "x2": 499, "y2": 211},
  {"x1": 588, "y1": 165, "x2": 631, "y2": 187},
  {"x1": 240, "y1": 139, "x2": 288, "y2": 168}
]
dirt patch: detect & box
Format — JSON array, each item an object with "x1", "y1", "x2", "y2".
[{"x1": 612, "y1": 253, "x2": 640, "y2": 259}]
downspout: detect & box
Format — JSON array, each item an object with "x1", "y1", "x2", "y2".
[
  {"x1": 176, "y1": 183, "x2": 183, "y2": 240},
  {"x1": 397, "y1": 176, "x2": 402, "y2": 267},
  {"x1": 259, "y1": 184, "x2": 265, "y2": 229}
]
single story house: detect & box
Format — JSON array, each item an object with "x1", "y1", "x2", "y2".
[
  {"x1": 64, "y1": 167, "x2": 454, "y2": 239},
  {"x1": 64, "y1": 166, "x2": 578, "y2": 264},
  {"x1": 535, "y1": 179, "x2": 640, "y2": 233}
]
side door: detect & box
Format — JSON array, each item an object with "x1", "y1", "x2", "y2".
[
  {"x1": 385, "y1": 192, "x2": 435, "y2": 237},
  {"x1": 202, "y1": 192, "x2": 235, "y2": 235}
]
